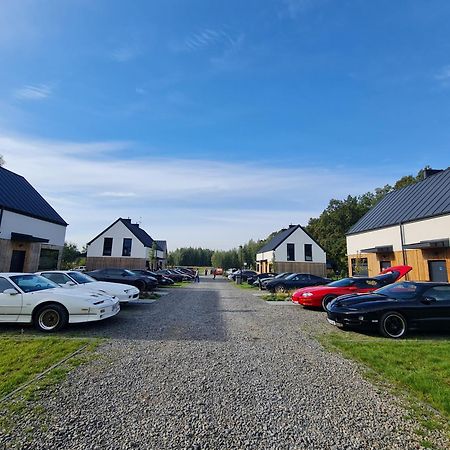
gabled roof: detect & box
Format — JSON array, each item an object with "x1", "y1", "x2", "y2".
[
  {"x1": 348, "y1": 168, "x2": 450, "y2": 235},
  {"x1": 0, "y1": 166, "x2": 67, "y2": 226},
  {"x1": 257, "y1": 225, "x2": 324, "y2": 254},
  {"x1": 155, "y1": 240, "x2": 167, "y2": 252},
  {"x1": 87, "y1": 218, "x2": 162, "y2": 250}
]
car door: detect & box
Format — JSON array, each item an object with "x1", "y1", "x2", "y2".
[
  {"x1": 289, "y1": 274, "x2": 310, "y2": 289},
  {"x1": 0, "y1": 277, "x2": 23, "y2": 321},
  {"x1": 418, "y1": 286, "x2": 450, "y2": 324}
]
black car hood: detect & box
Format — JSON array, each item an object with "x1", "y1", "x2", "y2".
[{"x1": 331, "y1": 293, "x2": 388, "y2": 308}]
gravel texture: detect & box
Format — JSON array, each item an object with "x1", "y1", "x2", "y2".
[{"x1": 0, "y1": 277, "x2": 427, "y2": 449}]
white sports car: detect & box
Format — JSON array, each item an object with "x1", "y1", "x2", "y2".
[
  {"x1": 37, "y1": 271, "x2": 140, "y2": 303},
  {"x1": 0, "y1": 273, "x2": 120, "y2": 332}
]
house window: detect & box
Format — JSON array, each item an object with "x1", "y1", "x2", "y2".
[
  {"x1": 304, "y1": 244, "x2": 313, "y2": 261},
  {"x1": 351, "y1": 257, "x2": 368, "y2": 276},
  {"x1": 122, "y1": 238, "x2": 132, "y2": 257},
  {"x1": 380, "y1": 260, "x2": 391, "y2": 271},
  {"x1": 102, "y1": 238, "x2": 113, "y2": 256},
  {"x1": 287, "y1": 243, "x2": 295, "y2": 261}
]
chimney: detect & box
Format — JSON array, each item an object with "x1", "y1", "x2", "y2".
[{"x1": 423, "y1": 168, "x2": 443, "y2": 179}]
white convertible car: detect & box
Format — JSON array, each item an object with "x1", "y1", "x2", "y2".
[
  {"x1": 0, "y1": 273, "x2": 120, "y2": 332},
  {"x1": 37, "y1": 270, "x2": 140, "y2": 303}
]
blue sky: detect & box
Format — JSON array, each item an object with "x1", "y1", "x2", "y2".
[{"x1": 1, "y1": 0, "x2": 449, "y2": 249}]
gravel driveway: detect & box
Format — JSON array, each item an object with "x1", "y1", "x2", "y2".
[{"x1": 1, "y1": 277, "x2": 423, "y2": 450}]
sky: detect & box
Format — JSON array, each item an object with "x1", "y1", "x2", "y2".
[{"x1": 1, "y1": 0, "x2": 450, "y2": 250}]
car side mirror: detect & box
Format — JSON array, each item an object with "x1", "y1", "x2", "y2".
[
  {"x1": 3, "y1": 288, "x2": 18, "y2": 295},
  {"x1": 422, "y1": 296, "x2": 437, "y2": 304}
]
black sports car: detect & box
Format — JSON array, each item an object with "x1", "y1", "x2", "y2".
[
  {"x1": 327, "y1": 281, "x2": 450, "y2": 338},
  {"x1": 246, "y1": 272, "x2": 277, "y2": 285},
  {"x1": 266, "y1": 273, "x2": 331, "y2": 293},
  {"x1": 132, "y1": 270, "x2": 174, "y2": 286},
  {"x1": 85, "y1": 268, "x2": 158, "y2": 291},
  {"x1": 257, "y1": 272, "x2": 293, "y2": 289}
]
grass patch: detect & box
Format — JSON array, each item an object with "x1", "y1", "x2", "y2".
[
  {"x1": 0, "y1": 336, "x2": 90, "y2": 398},
  {"x1": 139, "y1": 292, "x2": 160, "y2": 300},
  {"x1": 233, "y1": 282, "x2": 256, "y2": 290},
  {"x1": 262, "y1": 292, "x2": 292, "y2": 301},
  {"x1": 321, "y1": 332, "x2": 450, "y2": 444}
]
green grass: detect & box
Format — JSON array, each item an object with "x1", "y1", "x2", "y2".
[
  {"x1": 321, "y1": 332, "x2": 450, "y2": 444},
  {"x1": 262, "y1": 292, "x2": 293, "y2": 301},
  {"x1": 233, "y1": 281, "x2": 256, "y2": 290},
  {"x1": 0, "y1": 336, "x2": 90, "y2": 398}
]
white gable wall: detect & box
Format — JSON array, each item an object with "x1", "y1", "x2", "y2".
[
  {"x1": 0, "y1": 210, "x2": 66, "y2": 246},
  {"x1": 346, "y1": 214, "x2": 450, "y2": 254},
  {"x1": 87, "y1": 220, "x2": 147, "y2": 258},
  {"x1": 274, "y1": 227, "x2": 326, "y2": 263}
]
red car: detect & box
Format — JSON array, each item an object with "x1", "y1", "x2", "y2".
[{"x1": 292, "y1": 265, "x2": 412, "y2": 310}]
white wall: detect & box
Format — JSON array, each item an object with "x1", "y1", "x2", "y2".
[
  {"x1": 256, "y1": 228, "x2": 326, "y2": 263},
  {"x1": 0, "y1": 210, "x2": 66, "y2": 246},
  {"x1": 274, "y1": 227, "x2": 326, "y2": 263},
  {"x1": 87, "y1": 220, "x2": 147, "y2": 258},
  {"x1": 346, "y1": 214, "x2": 450, "y2": 255}
]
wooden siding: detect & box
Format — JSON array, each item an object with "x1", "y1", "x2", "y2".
[
  {"x1": 86, "y1": 256, "x2": 147, "y2": 271},
  {"x1": 347, "y1": 248, "x2": 450, "y2": 281}
]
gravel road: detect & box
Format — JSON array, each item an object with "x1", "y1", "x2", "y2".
[{"x1": 1, "y1": 277, "x2": 425, "y2": 450}]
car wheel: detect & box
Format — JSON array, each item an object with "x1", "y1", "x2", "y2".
[
  {"x1": 34, "y1": 304, "x2": 68, "y2": 332},
  {"x1": 322, "y1": 295, "x2": 336, "y2": 311},
  {"x1": 379, "y1": 312, "x2": 408, "y2": 339},
  {"x1": 275, "y1": 285, "x2": 286, "y2": 293},
  {"x1": 135, "y1": 280, "x2": 146, "y2": 292}
]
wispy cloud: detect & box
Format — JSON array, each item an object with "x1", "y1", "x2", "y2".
[
  {"x1": 279, "y1": 0, "x2": 323, "y2": 19},
  {"x1": 173, "y1": 27, "x2": 242, "y2": 54},
  {"x1": 435, "y1": 65, "x2": 450, "y2": 87},
  {"x1": 110, "y1": 45, "x2": 141, "y2": 62},
  {"x1": 0, "y1": 133, "x2": 401, "y2": 249},
  {"x1": 14, "y1": 84, "x2": 52, "y2": 100}
]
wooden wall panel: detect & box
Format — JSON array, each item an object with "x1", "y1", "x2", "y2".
[{"x1": 86, "y1": 257, "x2": 146, "y2": 271}]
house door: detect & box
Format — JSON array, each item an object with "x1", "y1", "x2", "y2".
[
  {"x1": 428, "y1": 260, "x2": 448, "y2": 282},
  {"x1": 10, "y1": 251, "x2": 26, "y2": 272}
]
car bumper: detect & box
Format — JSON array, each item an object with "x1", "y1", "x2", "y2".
[
  {"x1": 116, "y1": 291, "x2": 140, "y2": 303},
  {"x1": 327, "y1": 311, "x2": 377, "y2": 327},
  {"x1": 292, "y1": 296, "x2": 320, "y2": 307},
  {"x1": 69, "y1": 302, "x2": 120, "y2": 323}
]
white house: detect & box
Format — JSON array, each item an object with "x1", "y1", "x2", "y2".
[
  {"x1": 0, "y1": 166, "x2": 67, "y2": 272},
  {"x1": 256, "y1": 224, "x2": 327, "y2": 276},
  {"x1": 86, "y1": 218, "x2": 166, "y2": 270},
  {"x1": 346, "y1": 168, "x2": 450, "y2": 282}
]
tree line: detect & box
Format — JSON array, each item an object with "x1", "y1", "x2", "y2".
[{"x1": 168, "y1": 168, "x2": 430, "y2": 273}]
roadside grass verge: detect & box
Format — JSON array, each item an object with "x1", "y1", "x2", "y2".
[
  {"x1": 233, "y1": 282, "x2": 256, "y2": 290},
  {"x1": 163, "y1": 281, "x2": 192, "y2": 288},
  {"x1": 0, "y1": 336, "x2": 97, "y2": 432},
  {"x1": 140, "y1": 292, "x2": 160, "y2": 300},
  {"x1": 0, "y1": 336, "x2": 92, "y2": 399},
  {"x1": 321, "y1": 332, "x2": 450, "y2": 445},
  {"x1": 262, "y1": 292, "x2": 293, "y2": 301}
]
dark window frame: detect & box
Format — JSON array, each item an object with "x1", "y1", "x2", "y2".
[
  {"x1": 304, "y1": 244, "x2": 313, "y2": 262},
  {"x1": 122, "y1": 238, "x2": 132, "y2": 257},
  {"x1": 287, "y1": 243, "x2": 295, "y2": 261},
  {"x1": 102, "y1": 237, "x2": 113, "y2": 256},
  {"x1": 351, "y1": 257, "x2": 368, "y2": 276}
]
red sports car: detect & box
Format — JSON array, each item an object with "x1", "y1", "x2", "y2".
[{"x1": 292, "y1": 265, "x2": 412, "y2": 310}]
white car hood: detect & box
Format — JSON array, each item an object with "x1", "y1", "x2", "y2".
[
  {"x1": 78, "y1": 281, "x2": 138, "y2": 296},
  {"x1": 41, "y1": 287, "x2": 116, "y2": 305}
]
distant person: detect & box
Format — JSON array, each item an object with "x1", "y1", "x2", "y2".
[
  {"x1": 204, "y1": 268, "x2": 208, "y2": 276},
  {"x1": 195, "y1": 268, "x2": 200, "y2": 283},
  {"x1": 213, "y1": 269, "x2": 216, "y2": 280}
]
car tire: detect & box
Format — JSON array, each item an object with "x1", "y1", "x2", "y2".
[
  {"x1": 379, "y1": 312, "x2": 408, "y2": 339},
  {"x1": 135, "y1": 280, "x2": 146, "y2": 292},
  {"x1": 33, "y1": 303, "x2": 68, "y2": 332},
  {"x1": 275, "y1": 285, "x2": 286, "y2": 293},
  {"x1": 322, "y1": 295, "x2": 336, "y2": 311}
]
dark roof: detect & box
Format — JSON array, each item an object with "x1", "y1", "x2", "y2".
[
  {"x1": 0, "y1": 166, "x2": 67, "y2": 226},
  {"x1": 155, "y1": 240, "x2": 167, "y2": 252},
  {"x1": 257, "y1": 225, "x2": 325, "y2": 254},
  {"x1": 348, "y1": 168, "x2": 450, "y2": 235},
  {"x1": 87, "y1": 218, "x2": 162, "y2": 251}
]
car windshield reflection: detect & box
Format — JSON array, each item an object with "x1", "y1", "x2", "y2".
[
  {"x1": 68, "y1": 272, "x2": 96, "y2": 284},
  {"x1": 328, "y1": 278, "x2": 354, "y2": 287},
  {"x1": 374, "y1": 282, "x2": 420, "y2": 299},
  {"x1": 11, "y1": 275, "x2": 59, "y2": 293}
]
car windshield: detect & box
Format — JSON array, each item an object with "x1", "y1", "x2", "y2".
[
  {"x1": 327, "y1": 278, "x2": 355, "y2": 287},
  {"x1": 68, "y1": 272, "x2": 96, "y2": 284},
  {"x1": 374, "y1": 282, "x2": 420, "y2": 300},
  {"x1": 285, "y1": 273, "x2": 299, "y2": 280},
  {"x1": 10, "y1": 274, "x2": 59, "y2": 293},
  {"x1": 274, "y1": 273, "x2": 290, "y2": 279}
]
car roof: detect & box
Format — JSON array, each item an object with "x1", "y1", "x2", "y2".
[{"x1": 0, "y1": 272, "x2": 35, "y2": 277}]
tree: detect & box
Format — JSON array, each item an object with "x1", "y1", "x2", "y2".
[
  {"x1": 0, "y1": 155, "x2": 4, "y2": 167},
  {"x1": 61, "y1": 242, "x2": 82, "y2": 269}
]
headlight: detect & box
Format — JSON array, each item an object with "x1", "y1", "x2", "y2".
[{"x1": 302, "y1": 292, "x2": 313, "y2": 297}]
